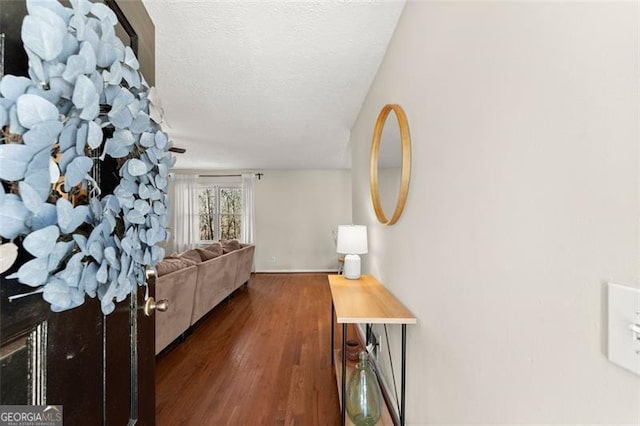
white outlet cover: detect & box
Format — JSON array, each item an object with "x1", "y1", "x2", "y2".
[{"x1": 608, "y1": 283, "x2": 640, "y2": 375}]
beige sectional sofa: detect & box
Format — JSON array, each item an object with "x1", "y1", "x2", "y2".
[{"x1": 154, "y1": 241, "x2": 255, "y2": 354}]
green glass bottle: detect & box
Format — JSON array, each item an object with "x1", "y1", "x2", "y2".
[{"x1": 346, "y1": 351, "x2": 382, "y2": 426}]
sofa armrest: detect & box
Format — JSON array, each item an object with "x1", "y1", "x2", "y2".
[
  {"x1": 155, "y1": 265, "x2": 198, "y2": 354},
  {"x1": 233, "y1": 244, "x2": 255, "y2": 289}
]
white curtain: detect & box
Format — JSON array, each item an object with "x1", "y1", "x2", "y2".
[
  {"x1": 172, "y1": 174, "x2": 199, "y2": 252},
  {"x1": 241, "y1": 173, "x2": 256, "y2": 244}
]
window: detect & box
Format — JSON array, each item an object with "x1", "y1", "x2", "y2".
[{"x1": 198, "y1": 185, "x2": 243, "y2": 242}]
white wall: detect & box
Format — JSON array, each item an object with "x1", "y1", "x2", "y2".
[
  {"x1": 255, "y1": 169, "x2": 351, "y2": 271},
  {"x1": 351, "y1": 1, "x2": 640, "y2": 424},
  {"x1": 168, "y1": 169, "x2": 351, "y2": 271}
]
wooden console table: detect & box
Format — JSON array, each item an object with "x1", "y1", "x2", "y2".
[{"x1": 328, "y1": 274, "x2": 416, "y2": 426}]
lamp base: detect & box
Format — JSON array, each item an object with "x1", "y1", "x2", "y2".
[{"x1": 343, "y1": 254, "x2": 361, "y2": 280}]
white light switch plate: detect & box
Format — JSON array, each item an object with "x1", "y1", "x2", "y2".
[{"x1": 608, "y1": 282, "x2": 640, "y2": 375}]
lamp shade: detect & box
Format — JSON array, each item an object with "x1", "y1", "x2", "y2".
[{"x1": 336, "y1": 225, "x2": 368, "y2": 255}]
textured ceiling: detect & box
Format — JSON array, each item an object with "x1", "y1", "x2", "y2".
[{"x1": 141, "y1": 0, "x2": 405, "y2": 170}]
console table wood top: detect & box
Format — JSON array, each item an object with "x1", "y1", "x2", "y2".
[{"x1": 328, "y1": 274, "x2": 416, "y2": 325}]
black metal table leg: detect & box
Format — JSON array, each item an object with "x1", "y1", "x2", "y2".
[
  {"x1": 401, "y1": 324, "x2": 407, "y2": 426},
  {"x1": 341, "y1": 323, "x2": 347, "y2": 426},
  {"x1": 331, "y1": 302, "x2": 334, "y2": 366}
]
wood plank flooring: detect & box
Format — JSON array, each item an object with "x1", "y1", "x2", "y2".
[{"x1": 156, "y1": 273, "x2": 340, "y2": 425}]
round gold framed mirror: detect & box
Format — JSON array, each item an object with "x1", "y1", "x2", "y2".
[{"x1": 370, "y1": 104, "x2": 411, "y2": 225}]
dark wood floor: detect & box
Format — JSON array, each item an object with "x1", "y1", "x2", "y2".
[{"x1": 156, "y1": 273, "x2": 341, "y2": 426}]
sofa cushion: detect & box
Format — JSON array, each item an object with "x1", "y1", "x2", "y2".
[
  {"x1": 196, "y1": 247, "x2": 221, "y2": 261},
  {"x1": 204, "y1": 242, "x2": 223, "y2": 257},
  {"x1": 179, "y1": 249, "x2": 202, "y2": 266},
  {"x1": 221, "y1": 239, "x2": 242, "y2": 253},
  {"x1": 156, "y1": 258, "x2": 188, "y2": 276}
]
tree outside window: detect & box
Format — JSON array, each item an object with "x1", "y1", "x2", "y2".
[{"x1": 198, "y1": 186, "x2": 242, "y2": 241}]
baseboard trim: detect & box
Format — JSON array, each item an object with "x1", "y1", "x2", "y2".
[{"x1": 256, "y1": 269, "x2": 339, "y2": 274}]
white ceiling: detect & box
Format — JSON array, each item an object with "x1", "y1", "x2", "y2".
[{"x1": 141, "y1": 0, "x2": 405, "y2": 170}]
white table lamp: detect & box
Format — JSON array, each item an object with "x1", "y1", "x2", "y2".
[{"x1": 336, "y1": 225, "x2": 368, "y2": 280}]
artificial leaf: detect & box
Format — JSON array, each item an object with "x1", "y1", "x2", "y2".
[
  {"x1": 78, "y1": 41, "x2": 97, "y2": 75},
  {"x1": 77, "y1": 20, "x2": 99, "y2": 54},
  {"x1": 0, "y1": 242, "x2": 19, "y2": 274},
  {"x1": 89, "y1": 69, "x2": 104, "y2": 94},
  {"x1": 144, "y1": 147, "x2": 158, "y2": 165},
  {"x1": 138, "y1": 183, "x2": 151, "y2": 199},
  {"x1": 73, "y1": 234, "x2": 88, "y2": 254},
  {"x1": 59, "y1": 32, "x2": 79, "y2": 62},
  {"x1": 41, "y1": 59, "x2": 65, "y2": 78},
  {"x1": 75, "y1": 122, "x2": 88, "y2": 154},
  {"x1": 122, "y1": 66, "x2": 141, "y2": 91},
  {"x1": 138, "y1": 228, "x2": 147, "y2": 244},
  {"x1": 139, "y1": 132, "x2": 154, "y2": 148},
  {"x1": 89, "y1": 240, "x2": 104, "y2": 263},
  {"x1": 86, "y1": 221, "x2": 105, "y2": 248},
  {"x1": 158, "y1": 162, "x2": 169, "y2": 178},
  {"x1": 108, "y1": 104, "x2": 133, "y2": 129},
  {"x1": 55, "y1": 251, "x2": 84, "y2": 287},
  {"x1": 81, "y1": 262, "x2": 98, "y2": 297},
  {"x1": 111, "y1": 87, "x2": 134, "y2": 111},
  {"x1": 103, "y1": 194, "x2": 120, "y2": 213},
  {"x1": 26, "y1": 0, "x2": 71, "y2": 24},
  {"x1": 123, "y1": 46, "x2": 140, "y2": 70},
  {"x1": 87, "y1": 120, "x2": 102, "y2": 149},
  {"x1": 118, "y1": 178, "x2": 138, "y2": 195},
  {"x1": 21, "y1": 11, "x2": 65, "y2": 61},
  {"x1": 104, "y1": 60, "x2": 122, "y2": 86},
  {"x1": 125, "y1": 209, "x2": 145, "y2": 225},
  {"x1": 153, "y1": 201, "x2": 166, "y2": 215},
  {"x1": 22, "y1": 119, "x2": 63, "y2": 149},
  {"x1": 117, "y1": 252, "x2": 131, "y2": 285},
  {"x1": 59, "y1": 146, "x2": 77, "y2": 174},
  {"x1": 103, "y1": 210, "x2": 116, "y2": 233},
  {"x1": 48, "y1": 240, "x2": 73, "y2": 271},
  {"x1": 70, "y1": 0, "x2": 92, "y2": 16},
  {"x1": 62, "y1": 54, "x2": 86, "y2": 83},
  {"x1": 63, "y1": 155, "x2": 92, "y2": 191},
  {"x1": 0, "y1": 104, "x2": 8, "y2": 128},
  {"x1": 19, "y1": 181, "x2": 46, "y2": 214},
  {"x1": 0, "y1": 195, "x2": 29, "y2": 239},
  {"x1": 155, "y1": 174, "x2": 168, "y2": 190},
  {"x1": 133, "y1": 199, "x2": 150, "y2": 216},
  {"x1": 155, "y1": 131, "x2": 168, "y2": 149},
  {"x1": 7, "y1": 256, "x2": 49, "y2": 287},
  {"x1": 151, "y1": 245, "x2": 165, "y2": 265},
  {"x1": 96, "y1": 259, "x2": 108, "y2": 283},
  {"x1": 24, "y1": 45, "x2": 46, "y2": 84},
  {"x1": 24, "y1": 167, "x2": 51, "y2": 205},
  {"x1": 130, "y1": 111, "x2": 150, "y2": 134},
  {"x1": 16, "y1": 93, "x2": 59, "y2": 128},
  {"x1": 59, "y1": 120, "x2": 78, "y2": 151},
  {"x1": 120, "y1": 236, "x2": 132, "y2": 255},
  {"x1": 43, "y1": 277, "x2": 72, "y2": 309},
  {"x1": 103, "y1": 137, "x2": 131, "y2": 159},
  {"x1": 0, "y1": 144, "x2": 34, "y2": 181},
  {"x1": 56, "y1": 197, "x2": 89, "y2": 233},
  {"x1": 71, "y1": 75, "x2": 97, "y2": 109},
  {"x1": 0, "y1": 75, "x2": 33, "y2": 101},
  {"x1": 104, "y1": 246, "x2": 119, "y2": 269},
  {"x1": 49, "y1": 158, "x2": 61, "y2": 184},
  {"x1": 23, "y1": 224, "x2": 59, "y2": 258},
  {"x1": 49, "y1": 77, "x2": 74, "y2": 100},
  {"x1": 127, "y1": 158, "x2": 147, "y2": 176},
  {"x1": 26, "y1": 84, "x2": 61, "y2": 106},
  {"x1": 28, "y1": 202, "x2": 57, "y2": 231},
  {"x1": 96, "y1": 37, "x2": 120, "y2": 68}
]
